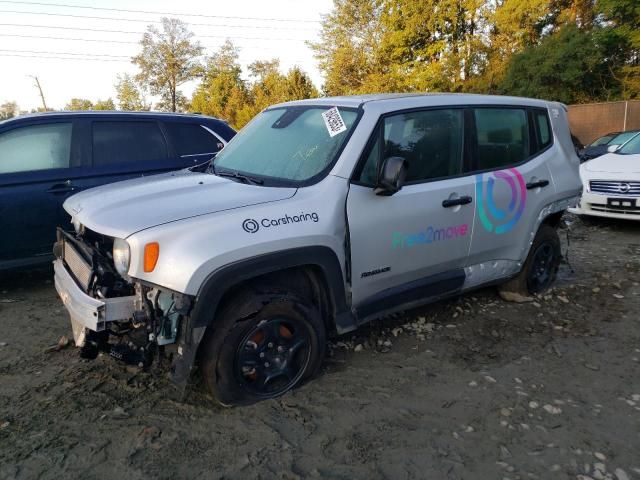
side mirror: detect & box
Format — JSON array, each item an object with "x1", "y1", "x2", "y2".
[
  {"x1": 607, "y1": 144, "x2": 620, "y2": 153},
  {"x1": 374, "y1": 156, "x2": 407, "y2": 196}
]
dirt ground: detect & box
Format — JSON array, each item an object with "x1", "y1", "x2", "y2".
[{"x1": 1, "y1": 215, "x2": 639, "y2": 480}]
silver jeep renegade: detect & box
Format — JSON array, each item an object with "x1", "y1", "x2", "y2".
[{"x1": 54, "y1": 94, "x2": 581, "y2": 406}]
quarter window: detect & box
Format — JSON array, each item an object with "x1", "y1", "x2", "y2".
[
  {"x1": 0, "y1": 123, "x2": 72, "y2": 174},
  {"x1": 357, "y1": 109, "x2": 464, "y2": 185},
  {"x1": 474, "y1": 108, "x2": 529, "y2": 170},
  {"x1": 534, "y1": 110, "x2": 552, "y2": 150},
  {"x1": 92, "y1": 121, "x2": 167, "y2": 166},
  {"x1": 164, "y1": 122, "x2": 223, "y2": 156}
]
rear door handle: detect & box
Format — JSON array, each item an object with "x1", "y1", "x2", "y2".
[
  {"x1": 526, "y1": 180, "x2": 549, "y2": 190},
  {"x1": 442, "y1": 196, "x2": 473, "y2": 208},
  {"x1": 47, "y1": 182, "x2": 77, "y2": 195}
]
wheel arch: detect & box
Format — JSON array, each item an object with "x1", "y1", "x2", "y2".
[{"x1": 168, "y1": 246, "x2": 356, "y2": 388}]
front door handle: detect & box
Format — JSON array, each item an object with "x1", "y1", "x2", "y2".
[
  {"x1": 526, "y1": 179, "x2": 549, "y2": 190},
  {"x1": 47, "y1": 181, "x2": 76, "y2": 195},
  {"x1": 442, "y1": 195, "x2": 473, "y2": 208}
]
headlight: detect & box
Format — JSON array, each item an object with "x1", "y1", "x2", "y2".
[
  {"x1": 112, "y1": 238, "x2": 131, "y2": 277},
  {"x1": 71, "y1": 216, "x2": 83, "y2": 234}
]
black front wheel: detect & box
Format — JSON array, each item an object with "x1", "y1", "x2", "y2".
[{"x1": 201, "y1": 288, "x2": 326, "y2": 406}]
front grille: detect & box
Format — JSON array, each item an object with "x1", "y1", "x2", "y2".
[
  {"x1": 590, "y1": 180, "x2": 640, "y2": 196},
  {"x1": 63, "y1": 241, "x2": 92, "y2": 290}
]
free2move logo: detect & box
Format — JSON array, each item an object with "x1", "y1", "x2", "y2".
[{"x1": 475, "y1": 168, "x2": 527, "y2": 234}]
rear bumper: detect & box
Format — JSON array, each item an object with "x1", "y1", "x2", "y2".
[
  {"x1": 568, "y1": 191, "x2": 640, "y2": 221},
  {"x1": 54, "y1": 259, "x2": 136, "y2": 346}
]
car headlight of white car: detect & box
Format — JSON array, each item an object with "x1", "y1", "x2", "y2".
[{"x1": 112, "y1": 238, "x2": 131, "y2": 276}]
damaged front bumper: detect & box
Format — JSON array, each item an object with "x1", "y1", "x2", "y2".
[{"x1": 53, "y1": 259, "x2": 136, "y2": 347}]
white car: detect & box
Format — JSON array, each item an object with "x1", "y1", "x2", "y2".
[{"x1": 569, "y1": 134, "x2": 640, "y2": 220}]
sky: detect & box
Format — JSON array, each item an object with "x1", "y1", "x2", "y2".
[{"x1": 0, "y1": 0, "x2": 333, "y2": 111}]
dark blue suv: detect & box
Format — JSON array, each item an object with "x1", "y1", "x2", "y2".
[{"x1": 0, "y1": 111, "x2": 236, "y2": 270}]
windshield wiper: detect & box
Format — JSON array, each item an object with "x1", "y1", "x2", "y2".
[{"x1": 214, "y1": 167, "x2": 264, "y2": 185}]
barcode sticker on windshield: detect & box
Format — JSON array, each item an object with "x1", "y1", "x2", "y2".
[{"x1": 322, "y1": 107, "x2": 347, "y2": 137}]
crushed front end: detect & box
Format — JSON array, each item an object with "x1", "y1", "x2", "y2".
[{"x1": 53, "y1": 228, "x2": 193, "y2": 372}]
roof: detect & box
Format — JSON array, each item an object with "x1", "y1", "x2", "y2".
[
  {"x1": 0, "y1": 110, "x2": 226, "y2": 125},
  {"x1": 271, "y1": 92, "x2": 556, "y2": 110}
]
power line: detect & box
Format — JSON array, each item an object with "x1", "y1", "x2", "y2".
[
  {"x1": 0, "y1": 9, "x2": 315, "y2": 30},
  {"x1": 0, "y1": 50, "x2": 310, "y2": 64},
  {"x1": 0, "y1": 0, "x2": 320, "y2": 23},
  {"x1": 0, "y1": 32, "x2": 306, "y2": 44},
  {"x1": 0, "y1": 48, "x2": 130, "y2": 58},
  {"x1": 0, "y1": 52, "x2": 125, "y2": 62},
  {"x1": 0, "y1": 22, "x2": 314, "y2": 41}
]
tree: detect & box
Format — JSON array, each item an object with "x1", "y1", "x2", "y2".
[
  {"x1": 65, "y1": 98, "x2": 94, "y2": 110},
  {"x1": 247, "y1": 60, "x2": 319, "y2": 116},
  {"x1": 499, "y1": 26, "x2": 619, "y2": 103},
  {"x1": 115, "y1": 74, "x2": 149, "y2": 110},
  {"x1": 133, "y1": 17, "x2": 203, "y2": 112},
  {"x1": 310, "y1": 0, "x2": 387, "y2": 95},
  {"x1": 597, "y1": 0, "x2": 640, "y2": 98},
  {"x1": 191, "y1": 40, "x2": 250, "y2": 127},
  {"x1": 191, "y1": 41, "x2": 319, "y2": 128},
  {"x1": 93, "y1": 98, "x2": 116, "y2": 110},
  {"x1": 0, "y1": 101, "x2": 18, "y2": 120}
]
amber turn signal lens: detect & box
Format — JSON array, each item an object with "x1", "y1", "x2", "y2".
[{"x1": 143, "y1": 242, "x2": 160, "y2": 272}]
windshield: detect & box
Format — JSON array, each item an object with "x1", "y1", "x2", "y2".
[
  {"x1": 589, "y1": 134, "x2": 616, "y2": 146},
  {"x1": 213, "y1": 106, "x2": 359, "y2": 185},
  {"x1": 611, "y1": 131, "x2": 639, "y2": 146},
  {"x1": 618, "y1": 133, "x2": 640, "y2": 155}
]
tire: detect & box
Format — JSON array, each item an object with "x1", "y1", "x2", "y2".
[
  {"x1": 200, "y1": 286, "x2": 326, "y2": 407},
  {"x1": 498, "y1": 223, "x2": 561, "y2": 296}
]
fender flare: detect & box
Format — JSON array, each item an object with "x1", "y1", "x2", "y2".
[
  {"x1": 170, "y1": 246, "x2": 354, "y2": 389},
  {"x1": 191, "y1": 245, "x2": 351, "y2": 329}
]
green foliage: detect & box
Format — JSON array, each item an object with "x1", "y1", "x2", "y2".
[
  {"x1": 93, "y1": 98, "x2": 116, "y2": 110},
  {"x1": 132, "y1": 17, "x2": 203, "y2": 112},
  {"x1": 313, "y1": 0, "x2": 640, "y2": 102},
  {"x1": 0, "y1": 101, "x2": 18, "y2": 120},
  {"x1": 115, "y1": 74, "x2": 150, "y2": 111},
  {"x1": 65, "y1": 98, "x2": 94, "y2": 110},
  {"x1": 499, "y1": 26, "x2": 619, "y2": 103},
  {"x1": 190, "y1": 42, "x2": 318, "y2": 129}
]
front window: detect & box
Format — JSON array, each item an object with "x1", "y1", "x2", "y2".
[
  {"x1": 213, "y1": 106, "x2": 359, "y2": 185},
  {"x1": 617, "y1": 134, "x2": 640, "y2": 155}
]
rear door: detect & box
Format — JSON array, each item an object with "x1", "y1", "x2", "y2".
[
  {"x1": 347, "y1": 107, "x2": 475, "y2": 317},
  {"x1": 0, "y1": 120, "x2": 78, "y2": 265},
  {"x1": 467, "y1": 106, "x2": 554, "y2": 268}
]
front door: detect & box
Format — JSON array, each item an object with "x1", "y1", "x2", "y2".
[
  {"x1": 0, "y1": 120, "x2": 78, "y2": 266},
  {"x1": 347, "y1": 108, "x2": 476, "y2": 316}
]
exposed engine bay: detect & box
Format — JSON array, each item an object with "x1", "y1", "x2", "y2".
[{"x1": 53, "y1": 228, "x2": 192, "y2": 369}]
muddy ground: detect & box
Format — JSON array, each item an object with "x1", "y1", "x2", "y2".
[{"x1": 1, "y1": 215, "x2": 639, "y2": 480}]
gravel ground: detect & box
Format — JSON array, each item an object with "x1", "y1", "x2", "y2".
[{"x1": 1, "y1": 216, "x2": 639, "y2": 480}]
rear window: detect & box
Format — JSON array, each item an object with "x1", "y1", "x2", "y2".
[
  {"x1": 163, "y1": 122, "x2": 223, "y2": 156},
  {"x1": 92, "y1": 121, "x2": 167, "y2": 166}
]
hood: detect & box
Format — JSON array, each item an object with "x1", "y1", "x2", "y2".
[
  {"x1": 64, "y1": 170, "x2": 296, "y2": 238},
  {"x1": 583, "y1": 153, "x2": 640, "y2": 174}
]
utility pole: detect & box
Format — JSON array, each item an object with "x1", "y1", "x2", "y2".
[{"x1": 29, "y1": 75, "x2": 48, "y2": 111}]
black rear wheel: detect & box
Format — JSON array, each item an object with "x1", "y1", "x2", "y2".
[
  {"x1": 200, "y1": 287, "x2": 325, "y2": 406},
  {"x1": 499, "y1": 223, "x2": 561, "y2": 296}
]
